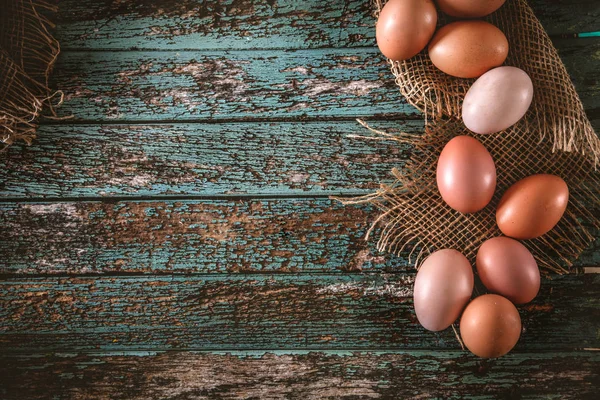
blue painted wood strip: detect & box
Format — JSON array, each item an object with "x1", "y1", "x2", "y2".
[
  {"x1": 54, "y1": 0, "x2": 600, "y2": 50},
  {"x1": 579, "y1": 32, "x2": 600, "y2": 38},
  {"x1": 0, "y1": 121, "x2": 423, "y2": 198},
  {"x1": 49, "y1": 48, "x2": 415, "y2": 122},
  {"x1": 1, "y1": 199, "x2": 598, "y2": 275},
  {"x1": 0, "y1": 274, "x2": 597, "y2": 352}
]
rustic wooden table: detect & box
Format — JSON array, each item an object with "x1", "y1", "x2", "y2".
[{"x1": 1, "y1": 0, "x2": 599, "y2": 398}]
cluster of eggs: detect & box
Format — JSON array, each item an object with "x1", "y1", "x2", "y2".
[{"x1": 376, "y1": 0, "x2": 570, "y2": 358}]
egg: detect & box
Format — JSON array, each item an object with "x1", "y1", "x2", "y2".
[
  {"x1": 476, "y1": 237, "x2": 540, "y2": 304},
  {"x1": 376, "y1": 0, "x2": 438, "y2": 61},
  {"x1": 462, "y1": 67, "x2": 534, "y2": 134},
  {"x1": 436, "y1": 0, "x2": 506, "y2": 18},
  {"x1": 436, "y1": 136, "x2": 496, "y2": 213},
  {"x1": 428, "y1": 21, "x2": 508, "y2": 78},
  {"x1": 497, "y1": 174, "x2": 569, "y2": 239},
  {"x1": 460, "y1": 294, "x2": 521, "y2": 358},
  {"x1": 413, "y1": 249, "x2": 474, "y2": 331}
]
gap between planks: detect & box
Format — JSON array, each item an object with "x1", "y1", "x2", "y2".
[
  {"x1": 2, "y1": 348, "x2": 599, "y2": 357},
  {"x1": 0, "y1": 269, "x2": 598, "y2": 280},
  {"x1": 56, "y1": 34, "x2": 600, "y2": 52}
]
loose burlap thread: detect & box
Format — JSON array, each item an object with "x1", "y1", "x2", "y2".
[
  {"x1": 1, "y1": 0, "x2": 61, "y2": 151},
  {"x1": 337, "y1": 0, "x2": 600, "y2": 274}
]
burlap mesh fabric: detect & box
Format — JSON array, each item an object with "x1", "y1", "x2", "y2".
[
  {"x1": 0, "y1": 0, "x2": 60, "y2": 150},
  {"x1": 339, "y1": 0, "x2": 600, "y2": 274}
]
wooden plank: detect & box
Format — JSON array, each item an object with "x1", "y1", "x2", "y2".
[
  {"x1": 1, "y1": 351, "x2": 599, "y2": 400},
  {"x1": 54, "y1": 0, "x2": 600, "y2": 51},
  {"x1": 50, "y1": 48, "x2": 413, "y2": 122},
  {"x1": 48, "y1": 41, "x2": 600, "y2": 122},
  {"x1": 3, "y1": 117, "x2": 599, "y2": 199},
  {"x1": 0, "y1": 199, "x2": 405, "y2": 274},
  {"x1": 0, "y1": 274, "x2": 598, "y2": 352},
  {"x1": 2, "y1": 199, "x2": 598, "y2": 275},
  {"x1": 0, "y1": 121, "x2": 422, "y2": 198},
  {"x1": 556, "y1": 38, "x2": 600, "y2": 122}
]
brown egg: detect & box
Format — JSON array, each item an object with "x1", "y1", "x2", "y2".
[
  {"x1": 436, "y1": 136, "x2": 496, "y2": 213},
  {"x1": 496, "y1": 174, "x2": 569, "y2": 240},
  {"x1": 428, "y1": 21, "x2": 508, "y2": 78},
  {"x1": 376, "y1": 0, "x2": 438, "y2": 61},
  {"x1": 460, "y1": 294, "x2": 521, "y2": 358},
  {"x1": 436, "y1": 0, "x2": 506, "y2": 18},
  {"x1": 413, "y1": 249, "x2": 474, "y2": 331},
  {"x1": 476, "y1": 237, "x2": 540, "y2": 304}
]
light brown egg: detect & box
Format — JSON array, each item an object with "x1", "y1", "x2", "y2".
[
  {"x1": 460, "y1": 294, "x2": 521, "y2": 358},
  {"x1": 428, "y1": 21, "x2": 508, "y2": 78},
  {"x1": 414, "y1": 249, "x2": 474, "y2": 331},
  {"x1": 476, "y1": 237, "x2": 540, "y2": 304},
  {"x1": 436, "y1": 0, "x2": 506, "y2": 18},
  {"x1": 376, "y1": 0, "x2": 438, "y2": 61},
  {"x1": 436, "y1": 135, "x2": 496, "y2": 213},
  {"x1": 496, "y1": 174, "x2": 569, "y2": 240}
]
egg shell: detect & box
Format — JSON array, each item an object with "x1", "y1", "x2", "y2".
[
  {"x1": 462, "y1": 67, "x2": 534, "y2": 134},
  {"x1": 460, "y1": 294, "x2": 521, "y2": 358},
  {"x1": 436, "y1": 0, "x2": 506, "y2": 18},
  {"x1": 436, "y1": 135, "x2": 497, "y2": 213},
  {"x1": 428, "y1": 21, "x2": 508, "y2": 78},
  {"x1": 413, "y1": 249, "x2": 474, "y2": 332},
  {"x1": 476, "y1": 237, "x2": 540, "y2": 304},
  {"x1": 376, "y1": 0, "x2": 438, "y2": 61},
  {"x1": 496, "y1": 174, "x2": 569, "y2": 240}
]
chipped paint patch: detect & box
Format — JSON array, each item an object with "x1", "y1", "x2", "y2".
[
  {"x1": 23, "y1": 204, "x2": 80, "y2": 218},
  {"x1": 317, "y1": 275, "x2": 414, "y2": 298}
]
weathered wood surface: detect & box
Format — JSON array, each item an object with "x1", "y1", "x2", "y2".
[
  {"x1": 3, "y1": 115, "x2": 600, "y2": 198},
  {"x1": 0, "y1": 121, "x2": 420, "y2": 198},
  {"x1": 50, "y1": 48, "x2": 412, "y2": 122},
  {"x1": 1, "y1": 0, "x2": 599, "y2": 397},
  {"x1": 0, "y1": 200, "x2": 402, "y2": 274},
  {"x1": 1, "y1": 39, "x2": 594, "y2": 199},
  {"x1": 49, "y1": 40, "x2": 600, "y2": 122},
  {"x1": 2, "y1": 199, "x2": 598, "y2": 275},
  {"x1": 0, "y1": 274, "x2": 598, "y2": 352},
  {"x1": 1, "y1": 350, "x2": 599, "y2": 400},
  {"x1": 54, "y1": 0, "x2": 600, "y2": 51}
]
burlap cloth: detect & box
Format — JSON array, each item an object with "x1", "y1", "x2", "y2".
[
  {"x1": 338, "y1": 0, "x2": 600, "y2": 274},
  {"x1": 0, "y1": 0, "x2": 60, "y2": 151}
]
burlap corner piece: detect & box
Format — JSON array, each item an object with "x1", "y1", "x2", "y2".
[{"x1": 1, "y1": 0, "x2": 61, "y2": 151}]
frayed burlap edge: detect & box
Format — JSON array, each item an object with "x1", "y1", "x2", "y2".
[{"x1": 1, "y1": 0, "x2": 64, "y2": 151}]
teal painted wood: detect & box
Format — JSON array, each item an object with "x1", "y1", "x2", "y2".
[
  {"x1": 0, "y1": 199, "x2": 406, "y2": 274},
  {"x1": 3, "y1": 117, "x2": 599, "y2": 199},
  {"x1": 50, "y1": 48, "x2": 414, "y2": 122},
  {"x1": 0, "y1": 121, "x2": 423, "y2": 198},
  {"x1": 0, "y1": 274, "x2": 597, "y2": 352},
  {"x1": 48, "y1": 40, "x2": 600, "y2": 122},
  {"x1": 54, "y1": 0, "x2": 600, "y2": 51},
  {"x1": 2, "y1": 199, "x2": 598, "y2": 275},
  {"x1": 1, "y1": 350, "x2": 599, "y2": 399}
]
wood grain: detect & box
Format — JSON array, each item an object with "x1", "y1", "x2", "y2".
[
  {"x1": 2, "y1": 199, "x2": 598, "y2": 275},
  {"x1": 0, "y1": 274, "x2": 598, "y2": 352},
  {"x1": 50, "y1": 48, "x2": 413, "y2": 122},
  {"x1": 0, "y1": 121, "x2": 422, "y2": 198},
  {"x1": 0, "y1": 199, "x2": 403, "y2": 274},
  {"x1": 54, "y1": 0, "x2": 600, "y2": 51},
  {"x1": 3, "y1": 116, "x2": 599, "y2": 199},
  {"x1": 48, "y1": 40, "x2": 600, "y2": 122},
  {"x1": 1, "y1": 350, "x2": 599, "y2": 399}
]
